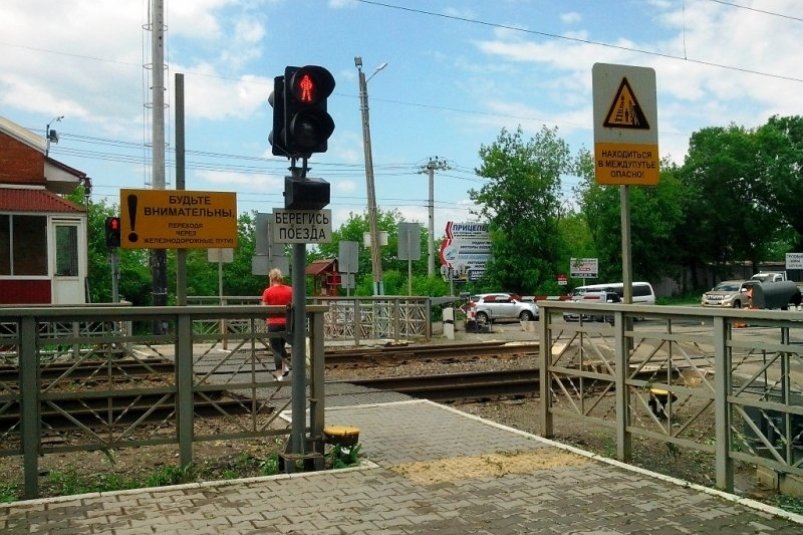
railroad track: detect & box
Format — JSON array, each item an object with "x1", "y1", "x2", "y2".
[
  {"x1": 324, "y1": 341, "x2": 537, "y2": 367},
  {"x1": 0, "y1": 358, "x2": 175, "y2": 382},
  {"x1": 0, "y1": 342, "x2": 538, "y2": 431},
  {"x1": 339, "y1": 368, "x2": 541, "y2": 402},
  {"x1": 0, "y1": 390, "x2": 254, "y2": 432}
]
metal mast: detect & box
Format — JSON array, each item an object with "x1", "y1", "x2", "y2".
[{"x1": 149, "y1": 0, "x2": 168, "y2": 319}]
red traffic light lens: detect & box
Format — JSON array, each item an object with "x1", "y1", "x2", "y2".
[
  {"x1": 288, "y1": 66, "x2": 335, "y2": 106},
  {"x1": 297, "y1": 74, "x2": 315, "y2": 104},
  {"x1": 110, "y1": 217, "x2": 120, "y2": 230}
]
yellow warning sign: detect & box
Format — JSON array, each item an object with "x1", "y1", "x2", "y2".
[
  {"x1": 595, "y1": 142, "x2": 659, "y2": 185},
  {"x1": 603, "y1": 78, "x2": 649, "y2": 130},
  {"x1": 120, "y1": 189, "x2": 238, "y2": 249}
]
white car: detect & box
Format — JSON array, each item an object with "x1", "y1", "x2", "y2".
[{"x1": 468, "y1": 293, "x2": 539, "y2": 325}]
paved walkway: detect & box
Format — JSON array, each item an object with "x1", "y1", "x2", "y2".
[{"x1": 2, "y1": 399, "x2": 802, "y2": 534}]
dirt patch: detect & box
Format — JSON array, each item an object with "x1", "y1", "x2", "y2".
[{"x1": 390, "y1": 448, "x2": 589, "y2": 485}]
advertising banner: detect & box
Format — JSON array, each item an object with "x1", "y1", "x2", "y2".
[{"x1": 439, "y1": 222, "x2": 491, "y2": 281}]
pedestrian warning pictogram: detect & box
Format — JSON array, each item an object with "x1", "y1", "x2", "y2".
[{"x1": 603, "y1": 77, "x2": 649, "y2": 130}]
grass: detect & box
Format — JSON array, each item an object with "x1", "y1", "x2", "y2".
[
  {"x1": 1, "y1": 445, "x2": 362, "y2": 503},
  {"x1": 656, "y1": 292, "x2": 702, "y2": 306}
]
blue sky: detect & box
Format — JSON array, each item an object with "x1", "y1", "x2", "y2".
[{"x1": 2, "y1": 0, "x2": 802, "y2": 237}]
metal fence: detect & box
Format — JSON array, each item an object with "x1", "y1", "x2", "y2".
[
  {"x1": 188, "y1": 295, "x2": 432, "y2": 344},
  {"x1": 0, "y1": 304, "x2": 326, "y2": 499},
  {"x1": 539, "y1": 301, "x2": 803, "y2": 493}
]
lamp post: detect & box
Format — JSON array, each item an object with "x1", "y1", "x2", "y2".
[
  {"x1": 45, "y1": 115, "x2": 64, "y2": 156},
  {"x1": 356, "y1": 57, "x2": 387, "y2": 295},
  {"x1": 420, "y1": 157, "x2": 449, "y2": 277}
]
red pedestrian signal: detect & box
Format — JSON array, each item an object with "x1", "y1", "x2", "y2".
[
  {"x1": 283, "y1": 65, "x2": 335, "y2": 157},
  {"x1": 105, "y1": 216, "x2": 121, "y2": 248}
]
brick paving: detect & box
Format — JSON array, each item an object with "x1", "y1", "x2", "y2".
[{"x1": 2, "y1": 399, "x2": 802, "y2": 534}]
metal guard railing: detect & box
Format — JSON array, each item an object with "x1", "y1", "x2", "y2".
[
  {"x1": 539, "y1": 301, "x2": 803, "y2": 493},
  {"x1": 0, "y1": 305, "x2": 326, "y2": 499},
  {"x1": 187, "y1": 295, "x2": 432, "y2": 344}
]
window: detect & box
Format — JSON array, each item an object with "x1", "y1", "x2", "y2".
[
  {"x1": 55, "y1": 225, "x2": 79, "y2": 276},
  {"x1": 633, "y1": 284, "x2": 653, "y2": 297},
  {"x1": 0, "y1": 215, "x2": 9, "y2": 275},
  {"x1": 1, "y1": 215, "x2": 47, "y2": 276}
]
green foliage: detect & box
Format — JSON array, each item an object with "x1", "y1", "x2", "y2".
[
  {"x1": 470, "y1": 126, "x2": 573, "y2": 294},
  {"x1": 772, "y1": 495, "x2": 803, "y2": 515},
  {"x1": 314, "y1": 209, "x2": 443, "y2": 297},
  {"x1": 679, "y1": 125, "x2": 776, "y2": 274},
  {"x1": 46, "y1": 467, "x2": 139, "y2": 495},
  {"x1": 143, "y1": 464, "x2": 194, "y2": 487},
  {"x1": 576, "y1": 153, "x2": 687, "y2": 284},
  {"x1": 0, "y1": 482, "x2": 18, "y2": 503},
  {"x1": 755, "y1": 115, "x2": 803, "y2": 251},
  {"x1": 81, "y1": 198, "x2": 151, "y2": 304},
  {"x1": 330, "y1": 443, "x2": 362, "y2": 469},
  {"x1": 76, "y1": 115, "x2": 803, "y2": 302},
  {"x1": 259, "y1": 453, "x2": 280, "y2": 476}
]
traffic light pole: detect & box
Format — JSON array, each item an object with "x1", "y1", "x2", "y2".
[
  {"x1": 110, "y1": 249, "x2": 120, "y2": 303},
  {"x1": 288, "y1": 162, "x2": 309, "y2": 469}
]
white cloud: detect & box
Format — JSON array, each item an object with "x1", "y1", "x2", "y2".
[
  {"x1": 195, "y1": 169, "x2": 283, "y2": 191},
  {"x1": 560, "y1": 12, "x2": 581, "y2": 24},
  {"x1": 178, "y1": 66, "x2": 271, "y2": 120},
  {"x1": 333, "y1": 179, "x2": 358, "y2": 193},
  {"x1": 328, "y1": 0, "x2": 355, "y2": 9}
]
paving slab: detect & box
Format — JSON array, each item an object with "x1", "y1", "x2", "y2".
[{"x1": 2, "y1": 400, "x2": 802, "y2": 534}]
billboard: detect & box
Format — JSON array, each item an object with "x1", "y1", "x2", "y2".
[{"x1": 439, "y1": 222, "x2": 491, "y2": 281}]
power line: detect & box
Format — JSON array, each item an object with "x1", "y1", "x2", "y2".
[
  {"x1": 353, "y1": 0, "x2": 803, "y2": 84},
  {"x1": 705, "y1": 0, "x2": 803, "y2": 23}
]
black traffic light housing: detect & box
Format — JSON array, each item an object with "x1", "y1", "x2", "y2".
[
  {"x1": 105, "y1": 216, "x2": 121, "y2": 248},
  {"x1": 284, "y1": 177, "x2": 330, "y2": 210},
  {"x1": 283, "y1": 65, "x2": 335, "y2": 157},
  {"x1": 268, "y1": 76, "x2": 287, "y2": 157}
]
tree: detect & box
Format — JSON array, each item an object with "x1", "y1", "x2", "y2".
[
  {"x1": 678, "y1": 125, "x2": 777, "y2": 274},
  {"x1": 575, "y1": 151, "x2": 687, "y2": 285},
  {"x1": 68, "y1": 190, "x2": 151, "y2": 305},
  {"x1": 755, "y1": 115, "x2": 803, "y2": 251},
  {"x1": 313, "y1": 209, "x2": 436, "y2": 296},
  {"x1": 470, "y1": 126, "x2": 572, "y2": 294}
]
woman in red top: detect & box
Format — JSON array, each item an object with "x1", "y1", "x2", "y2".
[{"x1": 261, "y1": 268, "x2": 293, "y2": 380}]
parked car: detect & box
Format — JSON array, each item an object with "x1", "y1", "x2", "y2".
[
  {"x1": 467, "y1": 293, "x2": 539, "y2": 324},
  {"x1": 750, "y1": 272, "x2": 787, "y2": 283},
  {"x1": 564, "y1": 290, "x2": 621, "y2": 322},
  {"x1": 701, "y1": 280, "x2": 756, "y2": 308}
]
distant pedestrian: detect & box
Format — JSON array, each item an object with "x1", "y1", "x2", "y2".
[{"x1": 262, "y1": 268, "x2": 292, "y2": 380}]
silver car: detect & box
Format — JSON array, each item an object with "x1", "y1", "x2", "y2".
[
  {"x1": 701, "y1": 280, "x2": 755, "y2": 308},
  {"x1": 468, "y1": 293, "x2": 539, "y2": 324}
]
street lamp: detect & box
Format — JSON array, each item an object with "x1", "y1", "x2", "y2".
[
  {"x1": 45, "y1": 115, "x2": 64, "y2": 156},
  {"x1": 356, "y1": 57, "x2": 387, "y2": 295}
]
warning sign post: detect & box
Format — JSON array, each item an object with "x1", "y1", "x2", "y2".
[
  {"x1": 593, "y1": 63, "x2": 659, "y2": 186},
  {"x1": 120, "y1": 189, "x2": 238, "y2": 249}
]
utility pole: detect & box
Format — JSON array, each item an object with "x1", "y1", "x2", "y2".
[
  {"x1": 420, "y1": 157, "x2": 449, "y2": 278},
  {"x1": 356, "y1": 57, "x2": 387, "y2": 295},
  {"x1": 150, "y1": 0, "x2": 168, "y2": 330}
]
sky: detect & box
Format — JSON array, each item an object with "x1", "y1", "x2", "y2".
[{"x1": 2, "y1": 0, "x2": 802, "y2": 239}]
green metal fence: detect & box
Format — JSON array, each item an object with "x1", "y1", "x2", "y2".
[
  {"x1": 0, "y1": 305, "x2": 326, "y2": 499},
  {"x1": 187, "y1": 295, "x2": 432, "y2": 344},
  {"x1": 539, "y1": 301, "x2": 803, "y2": 493}
]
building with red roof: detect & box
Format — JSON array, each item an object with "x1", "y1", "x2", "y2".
[{"x1": 0, "y1": 116, "x2": 88, "y2": 304}]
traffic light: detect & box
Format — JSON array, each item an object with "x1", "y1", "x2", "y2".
[
  {"x1": 268, "y1": 76, "x2": 287, "y2": 156},
  {"x1": 284, "y1": 176, "x2": 330, "y2": 210},
  {"x1": 283, "y1": 65, "x2": 335, "y2": 157},
  {"x1": 105, "y1": 216, "x2": 121, "y2": 248}
]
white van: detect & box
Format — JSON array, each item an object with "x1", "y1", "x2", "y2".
[
  {"x1": 570, "y1": 282, "x2": 656, "y2": 305},
  {"x1": 564, "y1": 282, "x2": 656, "y2": 322}
]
